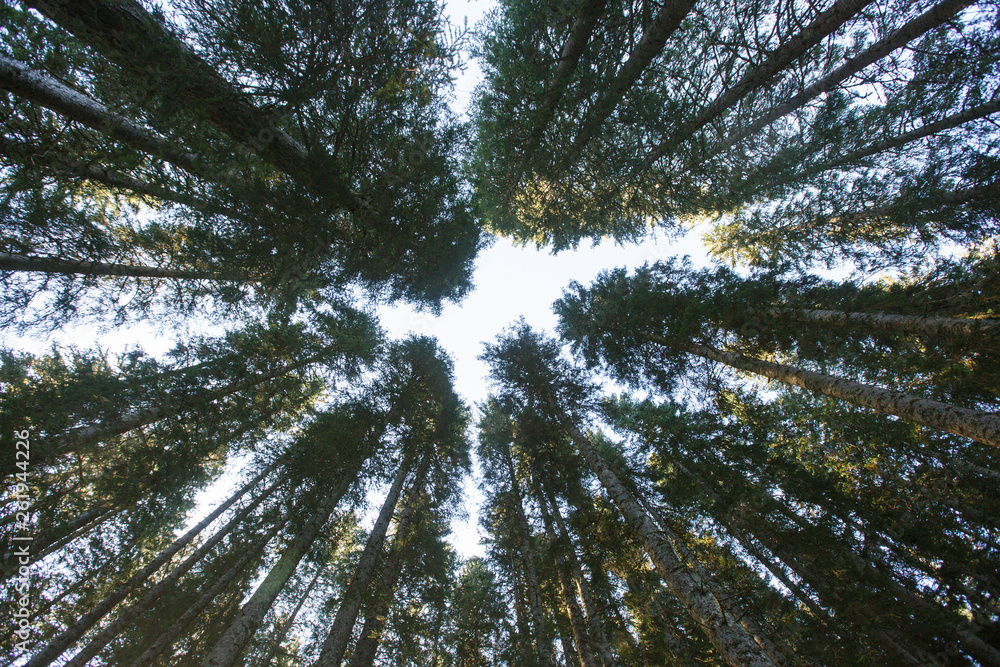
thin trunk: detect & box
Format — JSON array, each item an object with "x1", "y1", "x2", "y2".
[
  {"x1": 767, "y1": 306, "x2": 1000, "y2": 338},
  {"x1": 344, "y1": 491, "x2": 424, "y2": 667},
  {"x1": 54, "y1": 474, "x2": 287, "y2": 667},
  {"x1": 0, "y1": 54, "x2": 202, "y2": 174},
  {"x1": 702, "y1": 0, "x2": 974, "y2": 162},
  {"x1": 312, "y1": 451, "x2": 425, "y2": 667},
  {"x1": 503, "y1": 444, "x2": 557, "y2": 667},
  {"x1": 27, "y1": 0, "x2": 363, "y2": 212},
  {"x1": 0, "y1": 253, "x2": 222, "y2": 280},
  {"x1": 256, "y1": 565, "x2": 325, "y2": 667},
  {"x1": 24, "y1": 461, "x2": 279, "y2": 667},
  {"x1": 544, "y1": 491, "x2": 616, "y2": 667},
  {"x1": 650, "y1": 333, "x2": 1000, "y2": 447},
  {"x1": 129, "y1": 518, "x2": 287, "y2": 667},
  {"x1": 545, "y1": 397, "x2": 777, "y2": 667},
  {"x1": 559, "y1": 0, "x2": 697, "y2": 171},
  {"x1": 201, "y1": 470, "x2": 356, "y2": 667},
  {"x1": 634, "y1": 0, "x2": 877, "y2": 177},
  {"x1": 535, "y1": 483, "x2": 599, "y2": 667}
]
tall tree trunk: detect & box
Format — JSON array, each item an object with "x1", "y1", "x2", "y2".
[
  {"x1": 633, "y1": 0, "x2": 877, "y2": 177},
  {"x1": 559, "y1": 0, "x2": 698, "y2": 171},
  {"x1": 766, "y1": 306, "x2": 1000, "y2": 338},
  {"x1": 0, "y1": 253, "x2": 223, "y2": 281},
  {"x1": 26, "y1": 0, "x2": 363, "y2": 212},
  {"x1": 544, "y1": 490, "x2": 617, "y2": 667},
  {"x1": 256, "y1": 565, "x2": 325, "y2": 667},
  {"x1": 502, "y1": 444, "x2": 557, "y2": 667},
  {"x1": 23, "y1": 461, "x2": 279, "y2": 667},
  {"x1": 344, "y1": 490, "x2": 425, "y2": 667},
  {"x1": 648, "y1": 333, "x2": 1000, "y2": 447},
  {"x1": 129, "y1": 518, "x2": 288, "y2": 667},
  {"x1": 47, "y1": 474, "x2": 287, "y2": 667},
  {"x1": 541, "y1": 396, "x2": 778, "y2": 667},
  {"x1": 201, "y1": 468, "x2": 357, "y2": 667},
  {"x1": 701, "y1": 0, "x2": 974, "y2": 162},
  {"x1": 312, "y1": 450, "x2": 427, "y2": 667},
  {"x1": 534, "y1": 481, "x2": 600, "y2": 667},
  {"x1": 0, "y1": 55, "x2": 202, "y2": 174}
]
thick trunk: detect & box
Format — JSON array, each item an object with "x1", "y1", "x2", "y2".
[
  {"x1": 535, "y1": 485, "x2": 599, "y2": 667},
  {"x1": 53, "y1": 474, "x2": 286, "y2": 667},
  {"x1": 545, "y1": 491, "x2": 617, "y2": 667},
  {"x1": 0, "y1": 54, "x2": 202, "y2": 174},
  {"x1": 767, "y1": 307, "x2": 1000, "y2": 339},
  {"x1": 634, "y1": 0, "x2": 876, "y2": 176},
  {"x1": 313, "y1": 451, "x2": 426, "y2": 667},
  {"x1": 26, "y1": 0, "x2": 362, "y2": 212},
  {"x1": 654, "y1": 334, "x2": 1000, "y2": 447},
  {"x1": 704, "y1": 0, "x2": 974, "y2": 160},
  {"x1": 546, "y1": 399, "x2": 777, "y2": 667},
  {"x1": 201, "y1": 471, "x2": 355, "y2": 667},
  {"x1": 24, "y1": 461, "x2": 278, "y2": 667},
  {"x1": 560, "y1": 0, "x2": 697, "y2": 170},
  {"x1": 0, "y1": 252, "x2": 222, "y2": 281},
  {"x1": 503, "y1": 445, "x2": 557, "y2": 667},
  {"x1": 128, "y1": 519, "x2": 287, "y2": 667}
]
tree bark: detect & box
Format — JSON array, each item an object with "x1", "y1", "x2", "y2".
[
  {"x1": 26, "y1": 0, "x2": 363, "y2": 212},
  {"x1": 312, "y1": 450, "x2": 426, "y2": 667},
  {"x1": 201, "y1": 471, "x2": 356, "y2": 667},
  {"x1": 0, "y1": 54, "x2": 202, "y2": 174},
  {"x1": 650, "y1": 333, "x2": 1000, "y2": 447},
  {"x1": 52, "y1": 474, "x2": 287, "y2": 667},
  {"x1": 633, "y1": 0, "x2": 877, "y2": 177},
  {"x1": 128, "y1": 518, "x2": 287, "y2": 667},
  {"x1": 559, "y1": 0, "x2": 697, "y2": 171},
  {"x1": 544, "y1": 397, "x2": 778, "y2": 667},
  {"x1": 24, "y1": 461, "x2": 279, "y2": 667},
  {"x1": 701, "y1": 0, "x2": 974, "y2": 162},
  {"x1": 0, "y1": 253, "x2": 222, "y2": 281},
  {"x1": 767, "y1": 306, "x2": 1000, "y2": 339},
  {"x1": 256, "y1": 565, "x2": 325, "y2": 667}
]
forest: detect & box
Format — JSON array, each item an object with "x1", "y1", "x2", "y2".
[{"x1": 0, "y1": 0, "x2": 998, "y2": 665}]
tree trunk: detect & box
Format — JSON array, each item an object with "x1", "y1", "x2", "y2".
[
  {"x1": 26, "y1": 0, "x2": 363, "y2": 212},
  {"x1": 201, "y1": 470, "x2": 356, "y2": 667},
  {"x1": 24, "y1": 461, "x2": 279, "y2": 667},
  {"x1": 544, "y1": 490, "x2": 617, "y2": 667},
  {"x1": 503, "y1": 444, "x2": 557, "y2": 667},
  {"x1": 544, "y1": 397, "x2": 778, "y2": 667},
  {"x1": 128, "y1": 518, "x2": 287, "y2": 667},
  {"x1": 651, "y1": 334, "x2": 1000, "y2": 447},
  {"x1": 0, "y1": 253, "x2": 222, "y2": 281},
  {"x1": 633, "y1": 0, "x2": 877, "y2": 177},
  {"x1": 50, "y1": 474, "x2": 287, "y2": 667},
  {"x1": 257, "y1": 565, "x2": 325, "y2": 667},
  {"x1": 560, "y1": 0, "x2": 697, "y2": 171},
  {"x1": 767, "y1": 306, "x2": 1000, "y2": 339},
  {"x1": 0, "y1": 54, "x2": 202, "y2": 174},
  {"x1": 702, "y1": 0, "x2": 974, "y2": 161},
  {"x1": 313, "y1": 450, "x2": 426, "y2": 667}
]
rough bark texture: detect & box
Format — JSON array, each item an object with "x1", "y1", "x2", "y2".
[
  {"x1": 705, "y1": 0, "x2": 974, "y2": 159},
  {"x1": 24, "y1": 462, "x2": 278, "y2": 667},
  {"x1": 128, "y1": 519, "x2": 286, "y2": 667},
  {"x1": 56, "y1": 475, "x2": 286, "y2": 667},
  {"x1": 659, "y1": 335, "x2": 1000, "y2": 448},
  {"x1": 26, "y1": 0, "x2": 362, "y2": 211},
  {"x1": 313, "y1": 451, "x2": 426, "y2": 667},
  {"x1": 0, "y1": 54, "x2": 202, "y2": 173},
  {"x1": 561, "y1": 0, "x2": 697, "y2": 170},
  {"x1": 201, "y1": 473, "x2": 354, "y2": 667},
  {"x1": 545, "y1": 398, "x2": 777, "y2": 667},
  {"x1": 634, "y1": 0, "x2": 878, "y2": 175},
  {"x1": 768, "y1": 307, "x2": 1000, "y2": 338}
]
